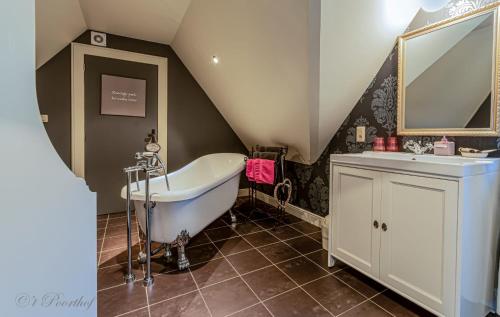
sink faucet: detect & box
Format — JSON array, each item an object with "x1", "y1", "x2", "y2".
[{"x1": 403, "y1": 140, "x2": 433, "y2": 155}]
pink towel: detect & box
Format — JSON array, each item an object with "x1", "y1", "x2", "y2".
[
  {"x1": 246, "y1": 159, "x2": 255, "y2": 181},
  {"x1": 246, "y1": 159, "x2": 275, "y2": 184},
  {"x1": 255, "y1": 159, "x2": 275, "y2": 184}
]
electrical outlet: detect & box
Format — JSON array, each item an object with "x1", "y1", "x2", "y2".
[
  {"x1": 356, "y1": 126, "x2": 366, "y2": 142},
  {"x1": 41, "y1": 114, "x2": 48, "y2": 123}
]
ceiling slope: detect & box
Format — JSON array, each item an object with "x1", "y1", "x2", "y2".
[
  {"x1": 172, "y1": 0, "x2": 313, "y2": 162},
  {"x1": 315, "y1": 0, "x2": 421, "y2": 162},
  {"x1": 36, "y1": 0, "x2": 87, "y2": 67},
  {"x1": 173, "y1": 0, "x2": 421, "y2": 163},
  {"x1": 78, "y1": 0, "x2": 191, "y2": 45},
  {"x1": 36, "y1": 0, "x2": 191, "y2": 68},
  {"x1": 36, "y1": 0, "x2": 423, "y2": 164}
]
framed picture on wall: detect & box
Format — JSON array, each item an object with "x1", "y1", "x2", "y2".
[{"x1": 100, "y1": 74, "x2": 146, "y2": 117}]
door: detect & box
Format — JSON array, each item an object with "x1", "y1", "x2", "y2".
[
  {"x1": 332, "y1": 166, "x2": 382, "y2": 277},
  {"x1": 380, "y1": 173, "x2": 458, "y2": 316},
  {"x1": 84, "y1": 55, "x2": 158, "y2": 214}
]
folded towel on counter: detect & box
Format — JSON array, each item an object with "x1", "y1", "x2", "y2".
[{"x1": 246, "y1": 158, "x2": 275, "y2": 185}]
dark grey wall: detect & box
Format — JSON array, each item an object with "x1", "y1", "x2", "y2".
[{"x1": 36, "y1": 30, "x2": 246, "y2": 171}]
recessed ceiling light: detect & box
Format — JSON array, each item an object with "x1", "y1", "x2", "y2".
[{"x1": 211, "y1": 56, "x2": 219, "y2": 64}]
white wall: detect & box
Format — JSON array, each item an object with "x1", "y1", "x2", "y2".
[
  {"x1": 316, "y1": 0, "x2": 421, "y2": 161},
  {"x1": 0, "y1": 1, "x2": 96, "y2": 316},
  {"x1": 35, "y1": 0, "x2": 87, "y2": 68},
  {"x1": 172, "y1": 0, "x2": 312, "y2": 162}
]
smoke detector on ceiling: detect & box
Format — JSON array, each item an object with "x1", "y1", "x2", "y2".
[{"x1": 91, "y1": 31, "x2": 107, "y2": 47}]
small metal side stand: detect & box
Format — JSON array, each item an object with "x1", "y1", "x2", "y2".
[
  {"x1": 123, "y1": 148, "x2": 169, "y2": 287},
  {"x1": 246, "y1": 145, "x2": 290, "y2": 227}
]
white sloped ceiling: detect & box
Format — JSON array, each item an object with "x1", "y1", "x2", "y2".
[
  {"x1": 36, "y1": 0, "x2": 87, "y2": 67},
  {"x1": 37, "y1": 0, "x2": 424, "y2": 164},
  {"x1": 173, "y1": 0, "x2": 422, "y2": 163},
  {"x1": 36, "y1": 0, "x2": 191, "y2": 68},
  {"x1": 78, "y1": 0, "x2": 191, "y2": 45},
  {"x1": 316, "y1": 0, "x2": 421, "y2": 162},
  {"x1": 172, "y1": 0, "x2": 314, "y2": 162}
]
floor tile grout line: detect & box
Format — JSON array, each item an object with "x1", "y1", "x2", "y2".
[
  {"x1": 137, "y1": 227, "x2": 152, "y2": 317},
  {"x1": 336, "y1": 289, "x2": 391, "y2": 317},
  {"x1": 368, "y1": 289, "x2": 396, "y2": 317},
  {"x1": 187, "y1": 266, "x2": 214, "y2": 317},
  {"x1": 251, "y1": 219, "x2": 331, "y2": 275},
  {"x1": 204, "y1": 231, "x2": 276, "y2": 317},
  {"x1": 112, "y1": 305, "x2": 149, "y2": 317},
  {"x1": 147, "y1": 289, "x2": 200, "y2": 310},
  {"x1": 329, "y1": 271, "x2": 383, "y2": 302},
  {"x1": 97, "y1": 204, "x2": 406, "y2": 317},
  {"x1": 97, "y1": 256, "x2": 344, "y2": 294},
  {"x1": 233, "y1": 228, "x2": 335, "y2": 317},
  {"x1": 97, "y1": 214, "x2": 109, "y2": 267},
  {"x1": 99, "y1": 206, "x2": 324, "y2": 314},
  {"x1": 223, "y1": 302, "x2": 263, "y2": 317}
]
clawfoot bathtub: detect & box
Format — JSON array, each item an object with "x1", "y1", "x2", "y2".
[{"x1": 121, "y1": 153, "x2": 246, "y2": 269}]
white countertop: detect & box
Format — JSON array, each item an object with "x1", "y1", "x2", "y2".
[{"x1": 330, "y1": 151, "x2": 500, "y2": 177}]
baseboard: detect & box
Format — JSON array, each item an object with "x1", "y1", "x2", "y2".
[{"x1": 238, "y1": 188, "x2": 328, "y2": 250}]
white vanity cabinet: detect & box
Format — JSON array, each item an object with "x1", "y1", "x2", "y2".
[{"x1": 329, "y1": 152, "x2": 500, "y2": 317}]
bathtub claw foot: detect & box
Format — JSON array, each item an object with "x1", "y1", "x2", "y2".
[
  {"x1": 177, "y1": 247, "x2": 190, "y2": 270},
  {"x1": 137, "y1": 251, "x2": 147, "y2": 264},
  {"x1": 229, "y1": 208, "x2": 237, "y2": 224},
  {"x1": 174, "y1": 230, "x2": 190, "y2": 270},
  {"x1": 163, "y1": 244, "x2": 173, "y2": 263}
]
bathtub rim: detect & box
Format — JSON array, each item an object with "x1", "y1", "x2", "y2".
[{"x1": 120, "y1": 153, "x2": 246, "y2": 202}]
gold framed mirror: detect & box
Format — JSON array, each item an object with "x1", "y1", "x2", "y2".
[{"x1": 397, "y1": 3, "x2": 500, "y2": 136}]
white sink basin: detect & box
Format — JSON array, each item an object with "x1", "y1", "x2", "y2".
[{"x1": 331, "y1": 151, "x2": 500, "y2": 177}]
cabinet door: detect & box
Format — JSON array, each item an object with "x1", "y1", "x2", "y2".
[
  {"x1": 380, "y1": 173, "x2": 458, "y2": 316},
  {"x1": 332, "y1": 166, "x2": 382, "y2": 277}
]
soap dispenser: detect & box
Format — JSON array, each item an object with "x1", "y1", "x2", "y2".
[{"x1": 433, "y1": 136, "x2": 455, "y2": 156}]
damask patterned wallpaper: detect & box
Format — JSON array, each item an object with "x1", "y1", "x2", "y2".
[{"x1": 266, "y1": 0, "x2": 500, "y2": 217}]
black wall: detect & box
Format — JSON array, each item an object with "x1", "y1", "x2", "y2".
[{"x1": 37, "y1": 30, "x2": 246, "y2": 172}]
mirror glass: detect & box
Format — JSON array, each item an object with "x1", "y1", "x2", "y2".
[{"x1": 403, "y1": 11, "x2": 495, "y2": 130}]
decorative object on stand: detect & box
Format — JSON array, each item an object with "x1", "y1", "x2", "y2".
[
  {"x1": 373, "y1": 137, "x2": 386, "y2": 151},
  {"x1": 386, "y1": 136, "x2": 398, "y2": 152},
  {"x1": 433, "y1": 136, "x2": 455, "y2": 156}
]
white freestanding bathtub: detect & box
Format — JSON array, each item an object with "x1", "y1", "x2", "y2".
[{"x1": 121, "y1": 153, "x2": 246, "y2": 243}]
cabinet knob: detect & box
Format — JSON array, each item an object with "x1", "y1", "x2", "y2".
[
  {"x1": 373, "y1": 220, "x2": 379, "y2": 229},
  {"x1": 382, "y1": 223, "x2": 388, "y2": 232}
]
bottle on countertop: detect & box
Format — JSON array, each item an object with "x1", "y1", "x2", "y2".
[{"x1": 433, "y1": 136, "x2": 455, "y2": 156}]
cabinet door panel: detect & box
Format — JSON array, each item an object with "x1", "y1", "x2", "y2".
[
  {"x1": 380, "y1": 173, "x2": 457, "y2": 316},
  {"x1": 332, "y1": 166, "x2": 381, "y2": 276}
]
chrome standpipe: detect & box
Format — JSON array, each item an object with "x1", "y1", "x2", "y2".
[
  {"x1": 123, "y1": 128, "x2": 169, "y2": 286},
  {"x1": 123, "y1": 170, "x2": 136, "y2": 284},
  {"x1": 123, "y1": 152, "x2": 168, "y2": 287},
  {"x1": 143, "y1": 170, "x2": 154, "y2": 287}
]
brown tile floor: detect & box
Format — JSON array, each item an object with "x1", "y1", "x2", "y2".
[{"x1": 97, "y1": 199, "x2": 441, "y2": 317}]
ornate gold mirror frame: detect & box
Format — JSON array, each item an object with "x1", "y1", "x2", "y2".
[{"x1": 397, "y1": 3, "x2": 500, "y2": 136}]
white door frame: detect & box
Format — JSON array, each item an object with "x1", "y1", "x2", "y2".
[{"x1": 71, "y1": 42, "x2": 168, "y2": 178}]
